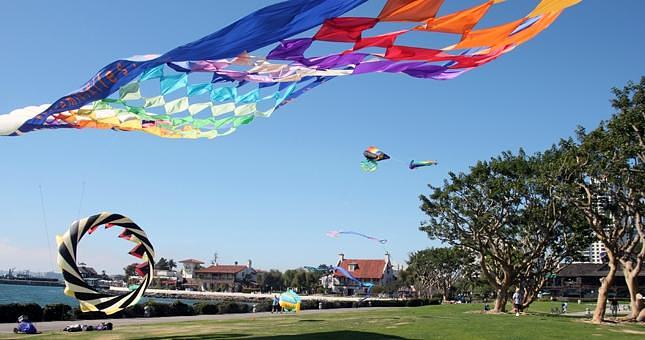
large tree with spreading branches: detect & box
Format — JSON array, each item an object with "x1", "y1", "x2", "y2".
[
  {"x1": 407, "y1": 247, "x2": 473, "y2": 302},
  {"x1": 420, "y1": 150, "x2": 591, "y2": 312},
  {"x1": 554, "y1": 77, "x2": 644, "y2": 322}
]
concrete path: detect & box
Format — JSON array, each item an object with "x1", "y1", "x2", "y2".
[
  {"x1": 0, "y1": 307, "x2": 389, "y2": 333},
  {"x1": 566, "y1": 307, "x2": 629, "y2": 317},
  {"x1": 110, "y1": 287, "x2": 377, "y2": 302}
]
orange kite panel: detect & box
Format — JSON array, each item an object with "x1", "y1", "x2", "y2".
[
  {"x1": 495, "y1": 12, "x2": 561, "y2": 48},
  {"x1": 529, "y1": 0, "x2": 582, "y2": 17},
  {"x1": 418, "y1": 1, "x2": 494, "y2": 34},
  {"x1": 378, "y1": 0, "x2": 445, "y2": 22},
  {"x1": 452, "y1": 18, "x2": 526, "y2": 49}
]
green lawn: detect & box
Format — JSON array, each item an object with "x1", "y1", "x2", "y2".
[{"x1": 3, "y1": 303, "x2": 644, "y2": 339}]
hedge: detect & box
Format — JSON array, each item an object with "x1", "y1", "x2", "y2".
[
  {"x1": 193, "y1": 302, "x2": 219, "y2": 315},
  {"x1": 0, "y1": 297, "x2": 437, "y2": 323},
  {"x1": 42, "y1": 304, "x2": 72, "y2": 321},
  {"x1": 0, "y1": 303, "x2": 43, "y2": 323}
]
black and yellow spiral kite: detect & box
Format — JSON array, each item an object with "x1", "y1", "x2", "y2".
[{"x1": 56, "y1": 212, "x2": 154, "y2": 315}]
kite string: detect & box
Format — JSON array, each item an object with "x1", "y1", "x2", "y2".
[
  {"x1": 77, "y1": 182, "x2": 86, "y2": 221},
  {"x1": 38, "y1": 185, "x2": 55, "y2": 270}
]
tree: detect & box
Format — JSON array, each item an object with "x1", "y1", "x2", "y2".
[
  {"x1": 256, "y1": 270, "x2": 284, "y2": 292},
  {"x1": 407, "y1": 247, "x2": 473, "y2": 301},
  {"x1": 155, "y1": 258, "x2": 169, "y2": 270},
  {"x1": 167, "y1": 259, "x2": 177, "y2": 271},
  {"x1": 420, "y1": 150, "x2": 591, "y2": 312},
  {"x1": 123, "y1": 263, "x2": 137, "y2": 278},
  {"x1": 555, "y1": 77, "x2": 645, "y2": 322}
]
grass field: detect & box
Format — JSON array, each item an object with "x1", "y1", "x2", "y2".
[{"x1": 2, "y1": 302, "x2": 643, "y2": 339}]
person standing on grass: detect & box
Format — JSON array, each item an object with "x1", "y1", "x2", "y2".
[
  {"x1": 610, "y1": 298, "x2": 619, "y2": 317},
  {"x1": 272, "y1": 295, "x2": 279, "y2": 314},
  {"x1": 512, "y1": 287, "x2": 522, "y2": 317}
]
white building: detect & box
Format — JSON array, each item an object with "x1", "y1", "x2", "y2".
[
  {"x1": 580, "y1": 241, "x2": 606, "y2": 264},
  {"x1": 179, "y1": 258, "x2": 205, "y2": 279}
]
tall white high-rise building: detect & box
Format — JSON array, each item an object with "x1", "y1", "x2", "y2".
[{"x1": 580, "y1": 241, "x2": 606, "y2": 264}]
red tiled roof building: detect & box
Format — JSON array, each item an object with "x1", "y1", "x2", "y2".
[{"x1": 323, "y1": 253, "x2": 396, "y2": 296}]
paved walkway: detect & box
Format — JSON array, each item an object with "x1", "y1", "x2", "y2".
[
  {"x1": 0, "y1": 307, "x2": 388, "y2": 333},
  {"x1": 111, "y1": 287, "x2": 378, "y2": 302},
  {"x1": 566, "y1": 307, "x2": 629, "y2": 317}
]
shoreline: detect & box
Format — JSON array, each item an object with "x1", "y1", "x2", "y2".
[{"x1": 0, "y1": 280, "x2": 64, "y2": 288}]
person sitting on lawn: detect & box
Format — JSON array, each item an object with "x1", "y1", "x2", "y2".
[{"x1": 13, "y1": 315, "x2": 38, "y2": 334}]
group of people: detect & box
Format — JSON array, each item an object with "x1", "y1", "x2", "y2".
[{"x1": 12, "y1": 314, "x2": 113, "y2": 335}]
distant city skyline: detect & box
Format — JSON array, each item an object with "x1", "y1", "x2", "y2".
[{"x1": 1, "y1": 1, "x2": 644, "y2": 274}]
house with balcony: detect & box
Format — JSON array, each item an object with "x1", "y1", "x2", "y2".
[
  {"x1": 179, "y1": 259, "x2": 204, "y2": 279},
  {"x1": 321, "y1": 253, "x2": 395, "y2": 296},
  {"x1": 194, "y1": 260, "x2": 256, "y2": 291}
]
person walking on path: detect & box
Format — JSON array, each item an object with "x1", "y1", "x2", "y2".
[{"x1": 512, "y1": 287, "x2": 522, "y2": 317}]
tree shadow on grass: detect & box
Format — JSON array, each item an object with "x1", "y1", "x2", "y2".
[
  {"x1": 249, "y1": 331, "x2": 414, "y2": 339},
  {"x1": 132, "y1": 331, "x2": 415, "y2": 339},
  {"x1": 131, "y1": 333, "x2": 248, "y2": 340}
]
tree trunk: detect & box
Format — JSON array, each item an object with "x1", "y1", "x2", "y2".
[
  {"x1": 637, "y1": 305, "x2": 645, "y2": 322},
  {"x1": 593, "y1": 259, "x2": 617, "y2": 324},
  {"x1": 623, "y1": 268, "x2": 643, "y2": 320},
  {"x1": 494, "y1": 291, "x2": 508, "y2": 313}
]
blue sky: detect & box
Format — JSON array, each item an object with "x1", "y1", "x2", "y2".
[{"x1": 0, "y1": 0, "x2": 643, "y2": 275}]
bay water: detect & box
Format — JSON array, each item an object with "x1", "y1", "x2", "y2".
[{"x1": 0, "y1": 284, "x2": 206, "y2": 307}]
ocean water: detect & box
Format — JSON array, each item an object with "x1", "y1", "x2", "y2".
[{"x1": 0, "y1": 284, "x2": 203, "y2": 307}]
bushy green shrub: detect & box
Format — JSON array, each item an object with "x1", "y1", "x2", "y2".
[
  {"x1": 73, "y1": 309, "x2": 107, "y2": 320},
  {"x1": 369, "y1": 300, "x2": 400, "y2": 307},
  {"x1": 43, "y1": 304, "x2": 72, "y2": 321},
  {"x1": 217, "y1": 302, "x2": 244, "y2": 314},
  {"x1": 145, "y1": 301, "x2": 170, "y2": 317},
  {"x1": 405, "y1": 299, "x2": 424, "y2": 307},
  {"x1": 300, "y1": 300, "x2": 320, "y2": 310},
  {"x1": 427, "y1": 298, "x2": 441, "y2": 305},
  {"x1": 254, "y1": 301, "x2": 272, "y2": 312},
  {"x1": 193, "y1": 302, "x2": 219, "y2": 315},
  {"x1": 0, "y1": 303, "x2": 43, "y2": 323},
  {"x1": 122, "y1": 304, "x2": 144, "y2": 318},
  {"x1": 170, "y1": 301, "x2": 194, "y2": 316}
]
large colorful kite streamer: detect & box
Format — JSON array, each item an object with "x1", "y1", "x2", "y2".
[
  {"x1": 56, "y1": 212, "x2": 154, "y2": 315},
  {"x1": 1, "y1": 0, "x2": 581, "y2": 139}
]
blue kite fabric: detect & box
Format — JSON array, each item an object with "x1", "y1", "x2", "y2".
[{"x1": 333, "y1": 265, "x2": 375, "y2": 301}]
